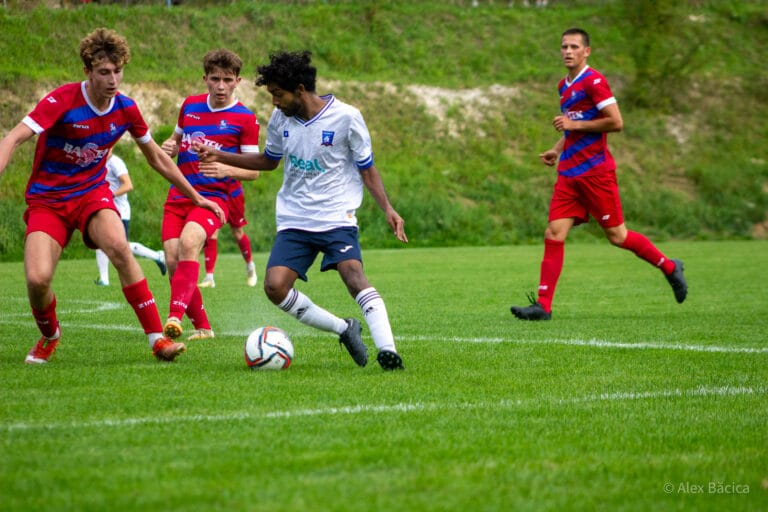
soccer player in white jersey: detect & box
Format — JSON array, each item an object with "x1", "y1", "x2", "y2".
[
  {"x1": 94, "y1": 149, "x2": 167, "y2": 286},
  {"x1": 195, "y1": 50, "x2": 408, "y2": 370}
]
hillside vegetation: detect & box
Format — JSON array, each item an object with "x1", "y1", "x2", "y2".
[{"x1": 0, "y1": 0, "x2": 766, "y2": 261}]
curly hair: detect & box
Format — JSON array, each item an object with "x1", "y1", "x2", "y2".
[
  {"x1": 256, "y1": 50, "x2": 316, "y2": 93},
  {"x1": 79, "y1": 28, "x2": 131, "y2": 70},
  {"x1": 203, "y1": 48, "x2": 243, "y2": 76}
]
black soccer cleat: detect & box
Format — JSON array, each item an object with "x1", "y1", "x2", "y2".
[
  {"x1": 339, "y1": 318, "x2": 368, "y2": 367},
  {"x1": 377, "y1": 350, "x2": 405, "y2": 371},
  {"x1": 665, "y1": 258, "x2": 688, "y2": 304},
  {"x1": 510, "y1": 298, "x2": 552, "y2": 321}
]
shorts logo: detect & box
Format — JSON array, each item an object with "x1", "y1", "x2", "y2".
[
  {"x1": 283, "y1": 130, "x2": 289, "y2": 138},
  {"x1": 339, "y1": 245, "x2": 353, "y2": 254},
  {"x1": 321, "y1": 131, "x2": 335, "y2": 146}
]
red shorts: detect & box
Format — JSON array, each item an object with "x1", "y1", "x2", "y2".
[
  {"x1": 548, "y1": 170, "x2": 624, "y2": 228},
  {"x1": 161, "y1": 198, "x2": 227, "y2": 242},
  {"x1": 227, "y1": 191, "x2": 248, "y2": 228},
  {"x1": 24, "y1": 182, "x2": 118, "y2": 249}
]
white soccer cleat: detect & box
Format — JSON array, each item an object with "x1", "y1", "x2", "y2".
[
  {"x1": 198, "y1": 276, "x2": 215, "y2": 288},
  {"x1": 246, "y1": 263, "x2": 258, "y2": 287},
  {"x1": 186, "y1": 329, "x2": 215, "y2": 341}
]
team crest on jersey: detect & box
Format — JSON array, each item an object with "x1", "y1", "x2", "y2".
[
  {"x1": 109, "y1": 123, "x2": 118, "y2": 135},
  {"x1": 321, "y1": 131, "x2": 335, "y2": 147},
  {"x1": 219, "y1": 120, "x2": 228, "y2": 130}
]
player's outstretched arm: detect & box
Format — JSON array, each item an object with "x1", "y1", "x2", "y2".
[
  {"x1": 199, "y1": 161, "x2": 261, "y2": 181},
  {"x1": 138, "y1": 139, "x2": 224, "y2": 222},
  {"x1": 193, "y1": 141, "x2": 279, "y2": 172},
  {"x1": 360, "y1": 165, "x2": 408, "y2": 243},
  {"x1": 0, "y1": 123, "x2": 35, "y2": 177}
]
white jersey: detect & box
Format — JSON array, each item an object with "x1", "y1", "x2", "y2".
[
  {"x1": 264, "y1": 95, "x2": 373, "y2": 232},
  {"x1": 105, "y1": 154, "x2": 130, "y2": 220}
]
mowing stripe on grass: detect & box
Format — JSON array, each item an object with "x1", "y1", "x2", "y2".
[{"x1": 2, "y1": 385, "x2": 765, "y2": 433}]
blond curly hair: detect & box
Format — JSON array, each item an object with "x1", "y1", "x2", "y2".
[{"x1": 79, "y1": 28, "x2": 131, "y2": 70}]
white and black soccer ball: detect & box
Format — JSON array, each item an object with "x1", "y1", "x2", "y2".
[{"x1": 244, "y1": 326, "x2": 294, "y2": 370}]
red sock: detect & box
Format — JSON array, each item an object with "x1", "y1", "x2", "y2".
[
  {"x1": 238, "y1": 234, "x2": 253, "y2": 264},
  {"x1": 204, "y1": 239, "x2": 218, "y2": 274},
  {"x1": 537, "y1": 239, "x2": 564, "y2": 313},
  {"x1": 169, "y1": 260, "x2": 200, "y2": 320},
  {"x1": 621, "y1": 231, "x2": 675, "y2": 274},
  {"x1": 186, "y1": 287, "x2": 211, "y2": 330},
  {"x1": 32, "y1": 294, "x2": 60, "y2": 338},
  {"x1": 122, "y1": 279, "x2": 163, "y2": 334}
]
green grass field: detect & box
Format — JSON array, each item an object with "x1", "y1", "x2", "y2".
[{"x1": 1, "y1": 241, "x2": 767, "y2": 511}]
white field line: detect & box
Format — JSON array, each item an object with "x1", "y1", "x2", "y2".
[
  {"x1": 407, "y1": 335, "x2": 768, "y2": 354},
  {"x1": 1, "y1": 314, "x2": 766, "y2": 354},
  {"x1": 3, "y1": 298, "x2": 766, "y2": 354},
  {"x1": 2, "y1": 385, "x2": 764, "y2": 433}
]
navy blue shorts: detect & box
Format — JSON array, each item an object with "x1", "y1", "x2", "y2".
[{"x1": 267, "y1": 227, "x2": 362, "y2": 281}]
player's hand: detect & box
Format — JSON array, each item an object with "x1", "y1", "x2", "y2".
[
  {"x1": 193, "y1": 141, "x2": 216, "y2": 162},
  {"x1": 161, "y1": 138, "x2": 178, "y2": 158},
  {"x1": 199, "y1": 198, "x2": 225, "y2": 223},
  {"x1": 200, "y1": 161, "x2": 228, "y2": 179},
  {"x1": 387, "y1": 209, "x2": 408, "y2": 243},
  {"x1": 539, "y1": 149, "x2": 559, "y2": 166},
  {"x1": 553, "y1": 115, "x2": 574, "y2": 133}
]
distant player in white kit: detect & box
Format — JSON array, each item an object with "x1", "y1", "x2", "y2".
[
  {"x1": 94, "y1": 148, "x2": 167, "y2": 286},
  {"x1": 195, "y1": 50, "x2": 408, "y2": 370}
]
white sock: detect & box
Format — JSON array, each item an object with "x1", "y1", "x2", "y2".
[
  {"x1": 356, "y1": 287, "x2": 396, "y2": 352},
  {"x1": 95, "y1": 249, "x2": 110, "y2": 283},
  {"x1": 278, "y1": 289, "x2": 347, "y2": 334},
  {"x1": 148, "y1": 332, "x2": 163, "y2": 349},
  {"x1": 130, "y1": 242, "x2": 161, "y2": 261}
]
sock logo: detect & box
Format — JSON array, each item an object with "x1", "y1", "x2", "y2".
[
  {"x1": 138, "y1": 298, "x2": 156, "y2": 309},
  {"x1": 171, "y1": 299, "x2": 188, "y2": 310}
]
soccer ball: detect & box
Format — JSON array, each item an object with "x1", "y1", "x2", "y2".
[{"x1": 244, "y1": 326, "x2": 294, "y2": 370}]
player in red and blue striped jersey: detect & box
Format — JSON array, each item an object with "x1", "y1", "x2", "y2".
[
  {"x1": 0, "y1": 28, "x2": 224, "y2": 363},
  {"x1": 160, "y1": 48, "x2": 260, "y2": 341},
  {"x1": 511, "y1": 28, "x2": 688, "y2": 321}
]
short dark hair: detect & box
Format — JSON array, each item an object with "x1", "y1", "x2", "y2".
[
  {"x1": 562, "y1": 27, "x2": 590, "y2": 47},
  {"x1": 203, "y1": 49, "x2": 243, "y2": 76},
  {"x1": 256, "y1": 50, "x2": 316, "y2": 92}
]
